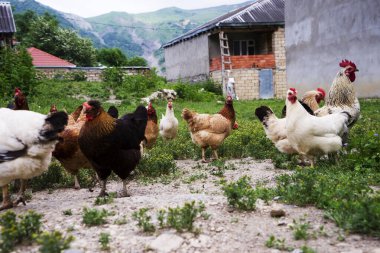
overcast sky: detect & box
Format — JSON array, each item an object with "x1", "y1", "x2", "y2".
[{"x1": 35, "y1": 0, "x2": 250, "y2": 18}]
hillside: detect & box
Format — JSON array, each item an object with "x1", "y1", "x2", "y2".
[{"x1": 9, "y1": 0, "x2": 254, "y2": 71}]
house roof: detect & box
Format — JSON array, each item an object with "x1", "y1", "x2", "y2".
[
  {"x1": 0, "y1": 2, "x2": 16, "y2": 33},
  {"x1": 27, "y1": 47, "x2": 76, "y2": 68},
  {"x1": 163, "y1": 0, "x2": 284, "y2": 48}
]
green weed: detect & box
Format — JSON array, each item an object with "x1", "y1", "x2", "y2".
[
  {"x1": 36, "y1": 230, "x2": 74, "y2": 253},
  {"x1": 82, "y1": 208, "x2": 109, "y2": 226},
  {"x1": 132, "y1": 208, "x2": 155, "y2": 233},
  {"x1": 99, "y1": 232, "x2": 111, "y2": 251}
]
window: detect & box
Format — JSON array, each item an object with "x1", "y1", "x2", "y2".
[{"x1": 233, "y1": 40, "x2": 255, "y2": 55}]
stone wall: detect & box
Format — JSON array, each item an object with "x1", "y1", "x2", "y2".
[
  {"x1": 272, "y1": 27, "x2": 287, "y2": 98},
  {"x1": 35, "y1": 67, "x2": 150, "y2": 82}
]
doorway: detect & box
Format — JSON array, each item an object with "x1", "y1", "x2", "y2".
[{"x1": 259, "y1": 69, "x2": 274, "y2": 98}]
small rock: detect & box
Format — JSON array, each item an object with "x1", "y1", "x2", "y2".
[
  {"x1": 270, "y1": 249, "x2": 281, "y2": 253},
  {"x1": 350, "y1": 235, "x2": 362, "y2": 241},
  {"x1": 63, "y1": 249, "x2": 84, "y2": 253},
  {"x1": 226, "y1": 206, "x2": 234, "y2": 213},
  {"x1": 367, "y1": 248, "x2": 380, "y2": 253},
  {"x1": 340, "y1": 250, "x2": 363, "y2": 253},
  {"x1": 215, "y1": 227, "x2": 224, "y2": 232},
  {"x1": 270, "y1": 208, "x2": 286, "y2": 218},
  {"x1": 277, "y1": 218, "x2": 287, "y2": 226},
  {"x1": 291, "y1": 249, "x2": 303, "y2": 253},
  {"x1": 149, "y1": 233, "x2": 184, "y2": 253}
]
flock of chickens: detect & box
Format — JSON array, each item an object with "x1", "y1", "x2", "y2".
[{"x1": 0, "y1": 59, "x2": 359, "y2": 211}]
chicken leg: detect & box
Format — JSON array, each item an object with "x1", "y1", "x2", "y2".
[
  {"x1": 0, "y1": 185, "x2": 13, "y2": 211},
  {"x1": 98, "y1": 180, "x2": 108, "y2": 197},
  {"x1": 212, "y1": 150, "x2": 219, "y2": 161},
  {"x1": 74, "y1": 175, "x2": 81, "y2": 190},
  {"x1": 13, "y1": 179, "x2": 27, "y2": 207},
  {"x1": 117, "y1": 180, "x2": 130, "y2": 198}
]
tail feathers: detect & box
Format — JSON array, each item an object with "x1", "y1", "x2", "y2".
[
  {"x1": 107, "y1": 105, "x2": 119, "y2": 119},
  {"x1": 181, "y1": 108, "x2": 194, "y2": 122},
  {"x1": 40, "y1": 111, "x2": 68, "y2": 141},
  {"x1": 255, "y1": 106, "x2": 274, "y2": 123},
  {"x1": 282, "y1": 101, "x2": 314, "y2": 117},
  {"x1": 71, "y1": 105, "x2": 83, "y2": 122}
]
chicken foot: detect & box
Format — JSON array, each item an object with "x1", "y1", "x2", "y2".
[
  {"x1": 98, "y1": 180, "x2": 109, "y2": 197},
  {"x1": 201, "y1": 148, "x2": 208, "y2": 163},
  {"x1": 212, "y1": 150, "x2": 219, "y2": 161},
  {"x1": 13, "y1": 179, "x2": 27, "y2": 207},
  {"x1": 0, "y1": 185, "x2": 13, "y2": 211},
  {"x1": 117, "y1": 180, "x2": 130, "y2": 198}
]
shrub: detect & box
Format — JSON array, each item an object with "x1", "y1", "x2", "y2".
[
  {"x1": 265, "y1": 235, "x2": 292, "y2": 251},
  {"x1": 101, "y1": 67, "x2": 124, "y2": 85},
  {"x1": 66, "y1": 70, "x2": 87, "y2": 81},
  {"x1": 36, "y1": 230, "x2": 74, "y2": 253},
  {"x1": 290, "y1": 217, "x2": 311, "y2": 240},
  {"x1": 99, "y1": 232, "x2": 111, "y2": 251},
  {"x1": 132, "y1": 208, "x2": 155, "y2": 233},
  {"x1": 94, "y1": 192, "x2": 116, "y2": 206},
  {"x1": 173, "y1": 82, "x2": 217, "y2": 102},
  {"x1": 222, "y1": 176, "x2": 257, "y2": 211},
  {"x1": 82, "y1": 208, "x2": 109, "y2": 226},
  {"x1": 0, "y1": 210, "x2": 42, "y2": 253}
]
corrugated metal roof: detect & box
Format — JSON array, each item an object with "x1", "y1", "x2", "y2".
[
  {"x1": 163, "y1": 0, "x2": 284, "y2": 48},
  {"x1": 27, "y1": 47, "x2": 76, "y2": 68},
  {"x1": 0, "y1": 2, "x2": 16, "y2": 33}
]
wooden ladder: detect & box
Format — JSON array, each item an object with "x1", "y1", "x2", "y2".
[{"x1": 219, "y1": 31, "x2": 232, "y2": 95}]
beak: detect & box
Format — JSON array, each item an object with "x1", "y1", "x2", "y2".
[{"x1": 355, "y1": 69, "x2": 359, "y2": 72}]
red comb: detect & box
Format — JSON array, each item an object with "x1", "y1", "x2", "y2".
[
  {"x1": 83, "y1": 102, "x2": 91, "y2": 110},
  {"x1": 14, "y1": 87, "x2": 21, "y2": 93},
  {"x1": 339, "y1": 59, "x2": 357, "y2": 70},
  {"x1": 289, "y1": 88, "x2": 297, "y2": 94},
  {"x1": 317, "y1": 88, "x2": 326, "y2": 98}
]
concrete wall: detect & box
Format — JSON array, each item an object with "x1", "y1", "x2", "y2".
[
  {"x1": 286, "y1": 0, "x2": 380, "y2": 97},
  {"x1": 164, "y1": 34, "x2": 210, "y2": 81}
]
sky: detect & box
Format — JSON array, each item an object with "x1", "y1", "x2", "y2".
[{"x1": 35, "y1": 0, "x2": 250, "y2": 18}]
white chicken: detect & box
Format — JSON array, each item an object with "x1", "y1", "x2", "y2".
[
  {"x1": 314, "y1": 59, "x2": 360, "y2": 128},
  {"x1": 0, "y1": 108, "x2": 68, "y2": 210},
  {"x1": 285, "y1": 88, "x2": 350, "y2": 167},
  {"x1": 159, "y1": 100, "x2": 178, "y2": 140},
  {"x1": 255, "y1": 88, "x2": 325, "y2": 154}
]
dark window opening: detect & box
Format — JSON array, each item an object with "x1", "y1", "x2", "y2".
[{"x1": 232, "y1": 40, "x2": 255, "y2": 56}]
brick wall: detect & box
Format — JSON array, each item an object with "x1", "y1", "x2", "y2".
[
  {"x1": 210, "y1": 69, "x2": 260, "y2": 100},
  {"x1": 272, "y1": 27, "x2": 287, "y2": 98},
  {"x1": 209, "y1": 54, "x2": 275, "y2": 71}
]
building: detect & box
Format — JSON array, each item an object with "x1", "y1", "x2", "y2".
[
  {"x1": 0, "y1": 2, "x2": 16, "y2": 47},
  {"x1": 163, "y1": 0, "x2": 286, "y2": 99},
  {"x1": 285, "y1": 0, "x2": 380, "y2": 97}
]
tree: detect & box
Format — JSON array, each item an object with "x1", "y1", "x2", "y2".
[
  {"x1": 17, "y1": 12, "x2": 96, "y2": 66},
  {"x1": 126, "y1": 56, "x2": 148, "y2": 67},
  {"x1": 96, "y1": 48, "x2": 128, "y2": 67},
  {"x1": 0, "y1": 46, "x2": 36, "y2": 98}
]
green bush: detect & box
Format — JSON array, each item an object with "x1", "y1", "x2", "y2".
[
  {"x1": 173, "y1": 82, "x2": 218, "y2": 102},
  {"x1": 66, "y1": 70, "x2": 87, "y2": 81},
  {"x1": 101, "y1": 67, "x2": 124, "y2": 85},
  {"x1": 99, "y1": 232, "x2": 111, "y2": 251},
  {"x1": 36, "y1": 230, "x2": 74, "y2": 253},
  {"x1": 222, "y1": 176, "x2": 257, "y2": 211},
  {"x1": 132, "y1": 208, "x2": 155, "y2": 233},
  {"x1": 82, "y1": 208, "x2": 109, "y2": 226},
  {"x1": 0, "y1": 210, "x2": 42, "y2": 253}
]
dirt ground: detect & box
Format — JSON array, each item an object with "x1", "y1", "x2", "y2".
[{"x1": 12, "y1": 158, "x2": 380, "y2": 253}]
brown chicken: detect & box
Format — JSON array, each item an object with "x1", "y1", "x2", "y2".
[
  {"x1": 78, "y1": 101, "x2": 147, "y2": 197},
  {"x1": 142, "y1": 102, "x2": 159, "y2": 150},
  {"x1": 7, "y1": 87, "x2": 29, "y2": 110},
  {"x1": 52, "y1": 105, "x2": 93, "y2": 189},
  {"x1": 182, "y1": 96, "x2": 237, "y2": 163}
]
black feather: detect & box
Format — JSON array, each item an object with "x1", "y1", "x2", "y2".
[
  {"x1": 107, "y1": 106, "x2": 119, "y2": 119},
  {"x1": 0, "y1": 145, "x2": 27, "y2": 163},
  {"x1": 40, "y1": 111, "x2": 68, "y2": 141}
]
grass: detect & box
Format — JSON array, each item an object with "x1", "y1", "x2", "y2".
[{"x1": 0, "y1": 78, "x2": 379, "y2": 236}]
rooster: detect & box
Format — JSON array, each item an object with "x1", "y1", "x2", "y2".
[
  {"x1": 159, "y1": 100, "x2": 178, "y2": 140},
  {"x1": 7, "y1": 87, "x2": 29, "y2": 110},
  {"x1": 142, "y1": 102, "x2": 159, "y2": 151},
  {"x1": 52, "y1": 105, "x2": 93, "y2": 189},
  {"x1": 78, "y1": 100, "x2": 147, "y2": 197},
  {"x1": 255, "y1": 88, "x2": 324, "y2": 154},
  {"x1": 314, "y1": 59, "x2": 360, "y2": 127},
  {"x1": 182, "y1": 96, "x2": 237, "y2": 163},
  {"x1": 0, "y1": 108, "x2": 68, "y2": 210},
  {"x1": 286, "y1": 88, "x2": 350, "y2": 167}
]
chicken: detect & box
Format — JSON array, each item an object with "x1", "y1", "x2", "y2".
[
  {"x1": 286, "y1": 88, "x2": 350, "y2": 167},
  {"x1": 78, "y1": 100, "x2": 147, "y2": 197},
  {"x1": 7, "y1": 87, "x2": 29, "y2": 110},
  {"x1": 142, "y1": 102, "x2": 159, "y2": 150},
  {"x1": 255, "y1": 88, "x2": 324, "y2": 154},
  {"x1": 107, "y1": 105, "x2": 119, "y2": 119},
  {"x1": 182, "y1": 96, "x2": 237, "y2": 163},
  {"x1": 314, "y1": 59, "x2": 360, "y2": 127},
  {"x1": 159, "y1": 100, "x2": 178, "y2": 140},
  {"x1": 52, "y1": 105, "x2": 93, "y2": 189},
  {"x1": 0, "y1": 108, "x2": 68, "y2": 210}
]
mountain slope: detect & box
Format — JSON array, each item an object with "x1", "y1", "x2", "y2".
[{"x1": 9, "y1": 0, "x2": 254, "y2": 70}]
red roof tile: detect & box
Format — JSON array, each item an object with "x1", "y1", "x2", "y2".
[{"x1": 27, "y1": 47, "x2": 76, "y2": 67}]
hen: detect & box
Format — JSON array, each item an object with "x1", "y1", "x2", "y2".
[
  {"x1": 159, "y1": 100, "x2": 178, "y2": 140},
  {"x1": 255, "y1": 88, "x2": 324, "y2": 154},
  {"x1": 286, "y1": 88, "x2": 350, "y2": 167},
  {"x1": 0, "y1": 108, "x2": 68, "y2": 210},
  {"x1": 7, "y1": 87, "x2": 29, "y2": 110},
  {"x1": 182, "y1": 96, "x2": 237, "y2": 162},
  {"x1": 314, "y1": 59, "x2": 360, "y2": 127},
  {"x1": 142, "y1": 102, "x2": 159, "y2": 150},
  {"x1": 52, "y1": 105, "x2": 93, "y2": 189},
  {"x1": 78, "y1": 101, "x2": 147, "y2": 197}
]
